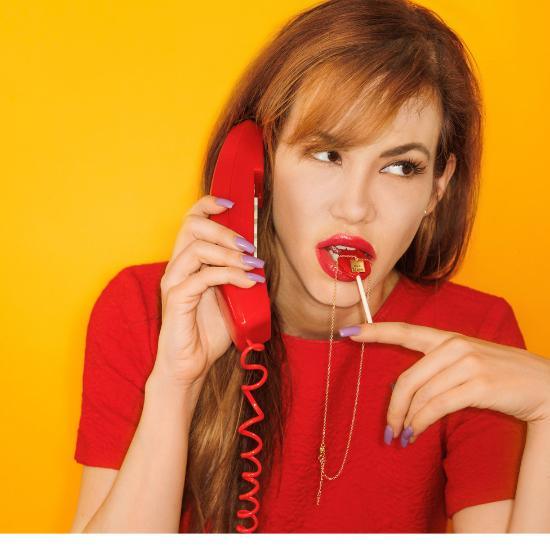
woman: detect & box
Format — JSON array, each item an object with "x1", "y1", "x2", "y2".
[{"x1": 71, "y1": 0, "x2": 550, "y2": 534}]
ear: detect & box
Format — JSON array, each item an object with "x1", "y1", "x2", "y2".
[{"x1": 426, "y1": 153, "x2": 456, "y2": 214}]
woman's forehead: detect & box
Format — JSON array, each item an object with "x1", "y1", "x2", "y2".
[{"x1": 281, "y1": 84, "x2": 442, "y2": 152}]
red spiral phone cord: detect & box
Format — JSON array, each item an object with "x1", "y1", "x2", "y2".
[{"x1": 235, "y1": 338, "x2": 268, "y2": 534}]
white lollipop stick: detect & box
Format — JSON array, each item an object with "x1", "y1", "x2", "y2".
[{"x1": 356, "y1": 274, "x2": 373, "y2": 324}]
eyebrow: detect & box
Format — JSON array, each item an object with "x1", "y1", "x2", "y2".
[
  {"x1": 379, "y1": 142, "x2": 431, "y2": 161},
  {"x1": 309, "y1": 132, "x2": 431, "y2": 161}
]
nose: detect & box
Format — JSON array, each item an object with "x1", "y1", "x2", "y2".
[{"x1": 330, "y1": 172, "x2": 377, "y2": 224}]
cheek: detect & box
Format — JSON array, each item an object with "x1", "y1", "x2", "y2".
[
  {"x1": 272, "y1": 167, "x2": 320, "y2": 233},
  {"x1": 383, "y1": 201, "x2": 425, "y2": 248}
]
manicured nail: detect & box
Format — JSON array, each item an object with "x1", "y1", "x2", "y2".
[
  {"x1": 235, "y1": 235, "x2": 256, "y2": 254},
  {"x1": 339, "y1": 325, "x2": 361, "y2": 337},
  {"x1": 384, "y1": 424, "x2": 393, "y2": 445},
  {"x1": 241, "y1": 254, "x2": 265, "y2": 268},
  {"x1": 215, "y1": 197, "x2": 234, "y2": 208},
  {"x1": 246, "y1": 272, "x2": 265, "y2": 283},
  {"x1": 400, "y1": 426, "x2": 413, "y2": 448}
]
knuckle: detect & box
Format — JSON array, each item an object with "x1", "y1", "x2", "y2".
[
  {"x1": 395, "y1": 371, "x2": 410, "y2": 388},
  {"x1": 414, "y1": 386, "x2": 428, "y2": 405},
  {"x1": 184, "y1": 213, "x2": 200, "y2": 232},
  {"x1": 189, "y1": 238, "x2": 203, "y2": 257},
  {"x1": 471, "y1": 375, "x2": 490, "y2": 394},
  {"x1": 462, "y1": 351, "x2": 484, "y2": 374},
  {"x1": 445, "y1": 334, "x2": 473, "y2": 355},
  {"x1": 429, "y1": 395, "x2": 449, "y2": 416}
]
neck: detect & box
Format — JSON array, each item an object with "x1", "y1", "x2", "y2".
[{"x1": 275, "y1": 261, "x2": 400, "y2": 341}]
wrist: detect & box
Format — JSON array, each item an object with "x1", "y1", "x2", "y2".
[
  {"x1": 145, "y1": 366, "x2": 204, "y2": 406},
  {"x1": 526, "y1": 416, "x2": 550, "y2": 435}
]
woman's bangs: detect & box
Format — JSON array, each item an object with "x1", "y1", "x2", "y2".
[{"x1": 285, "y1": 62, "x2": 438, "y2": 152}]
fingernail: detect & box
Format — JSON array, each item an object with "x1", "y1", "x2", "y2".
[
  {"x1": 400, "y1": 426, "x2": 413, "y2": 448},
  {"x1": 246, "y1": 272, "x2": 265, "y2": 283},
  {"x1": 339, "y1": 325, "x2": 361, "y2": 337},
  {"x1": 384, "y1": 424, "x2": 393, "y2": 445},
  {"x1": 241, "y1": 254, "x2": 265, "y2": 268},
  {"x1": 235, "y1": 235, "x2": 256, "y2": 254},
  {"x1": 215, "y1": 197, "x2": 234, "y2": 208}
]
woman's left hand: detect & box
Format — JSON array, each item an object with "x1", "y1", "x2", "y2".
[{"x1": 343, "y1": 322, "x2": 550, "y2": 444}]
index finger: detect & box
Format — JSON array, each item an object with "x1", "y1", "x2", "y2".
[{"x1": 347, "y1": 322, "x2": 458, "y2": 355}]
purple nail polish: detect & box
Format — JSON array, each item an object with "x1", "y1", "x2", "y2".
[
  {"x1": 215, "y1": 197, "x2": 234, "y2": 208},
  {"x1": 235, "y1": 235, "x2": 255, "y2": 254},
  {"x1": 400, "y1": 426, "x2": 413, "y2": 448},
  {"x1": 384, "y1": 424, "x2": 393, "y2": 445},
  {"x1": 246, "y1": 272, "x2": 265, "y2": 283},
  {"x1": 339, "y1": 325, "x2": 360, "y2": 337},
  {"x1": 241, "y1": 254, "x2": 265, "y2": 268},
  {"x1": 402, "y1": 426, "x2": 413, "y2": 439}
]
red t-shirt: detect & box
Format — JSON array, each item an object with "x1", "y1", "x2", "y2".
[{"x1": 74, "y1": 262, "x2": 527, "y2": 533}]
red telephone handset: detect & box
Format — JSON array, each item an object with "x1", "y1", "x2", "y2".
[
  {"x1": 209, "y1": 120, "x2": 271, "y2": 350},
  {"x1": 209, "y1": 120, "x2": 271, "y2": 533}
]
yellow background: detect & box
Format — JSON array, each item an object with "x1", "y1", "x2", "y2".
[{"x1": 1, "y1": 0, "x2": 548, "y2": 533}]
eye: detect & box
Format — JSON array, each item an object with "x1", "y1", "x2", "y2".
[
  {"x1": 381, "y1": 158, "x2": 426, "y2": 178},
  {"x1": 310, "y1": 150, "x2": 342, "y2": 165}
]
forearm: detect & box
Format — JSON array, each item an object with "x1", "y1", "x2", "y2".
[
  {"x1": 508, "y1": 420, "x2": 550, "y2": 532},
  {"x1": 83, "y1": 368, "x2": 202, "y2": 533}
]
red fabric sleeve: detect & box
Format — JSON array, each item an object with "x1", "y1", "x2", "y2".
[
  {"x1": 74, "y1": 266, "x2": 155, "y2": 469},
  {"x1": 444, "y1": 297, "x2": 528, "y2": 518}
]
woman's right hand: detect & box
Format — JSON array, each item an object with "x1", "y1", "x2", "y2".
[{"x1": 150, "y1": 194, "x2": 266, "y2": 391}]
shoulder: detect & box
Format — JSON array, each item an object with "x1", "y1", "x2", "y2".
[
  {"x1": 84, "y1": 261, "x2": 169, "y2": 385},
  {"x1": 93, "y1": 261, "x2": 169, "y2": 323},
  {"x1": 399, "y1": 276, "x2": 523, "y2": 345}
]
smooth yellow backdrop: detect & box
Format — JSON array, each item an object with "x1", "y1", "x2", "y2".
[{"x1": 0, "y1": 0, "x2": 548, "y2": 533}]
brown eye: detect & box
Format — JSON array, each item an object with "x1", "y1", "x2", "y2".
[
  {"x1": 311, "y1": 150, "x2": 342, "y2": 164},
  {"x1": 381, "y1": 159, "x2": 426, "y2": 178},
  {"x1": 402, "y1": 163, "x2": 414, "y2": 176}
]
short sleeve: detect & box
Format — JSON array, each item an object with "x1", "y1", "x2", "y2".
[
  {"x1": 74, "y1": 266, "x2": 155, "y2": 469},
  {"x1": 444, "y1": 297, "x2": 528, "y2": 518}
]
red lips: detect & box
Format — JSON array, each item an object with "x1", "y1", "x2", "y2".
[{"x1": 316, "y1": 233, "x2": 376, "y2": 259}]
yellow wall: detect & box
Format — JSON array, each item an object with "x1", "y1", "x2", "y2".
[{"x1": 1, "y1": 0, "x2": 548, "y2": 533}]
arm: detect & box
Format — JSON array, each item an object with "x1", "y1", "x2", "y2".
[
  {"x1": 453, "y1": 419, "x2": 550, "y2": 533},
  {"x1": 507, "y1": 419, "x2": 550, "y2": 532},
  {"x1": 79, "y1": 368, "x2": 202, "y2": 533}
]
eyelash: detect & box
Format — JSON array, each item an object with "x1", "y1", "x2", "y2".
[{"x1": 308, "y1": 150, "x2": 427, "y2": 177}]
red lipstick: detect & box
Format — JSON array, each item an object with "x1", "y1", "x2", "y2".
[
  {"x1": 315, "y1": 233, "x2": 376, "y2": 282},
  {"x1": 316, "y1": 233, "x2": 376, "y2": 259}
]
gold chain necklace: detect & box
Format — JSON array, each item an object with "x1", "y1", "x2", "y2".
[{"x1": 316, "y1": 251, "x2": 372, "y2": 506}]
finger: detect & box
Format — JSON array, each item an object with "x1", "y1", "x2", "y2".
[
  {"x1": 386, "y1": 336, "x2": 476, "y2": 437},
  {"x1": 170, "y1": 194, "x2": 245, "y2": 263},
  {"x1": 164, "y1": 212, "x2": 255, "y2": 289},
  {"x1": 162, "y1": 239, "x2": 263, "y2": 296},
  {"x1": 403, "y1": 354, "x2": 480, "y2": 431},
  {"x1": 406, "y1": 379, "x2": 483, "y2": 444},
  {"x1": 348, "y1": 322, "x2": 458, "y2": 355},
  {"x1": 164, "y1": 264, "x2": 260, "y2": 318}
]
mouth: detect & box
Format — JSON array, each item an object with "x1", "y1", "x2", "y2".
[
  {"x1": 324, "y1": 244, "x2": 374, "y2": 263},
  {"x1": 316, "y1": 233, "x2": 377, "y2": 261},
  {"x1": 315, "y1": 234, "x2": 376, "y2": 282}
]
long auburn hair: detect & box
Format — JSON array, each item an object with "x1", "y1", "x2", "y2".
[{"x1": 183, "y1": 0, "x2": 483, "y2": 532}]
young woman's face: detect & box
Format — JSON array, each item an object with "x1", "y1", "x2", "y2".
[{"x1": 271, "y1": 93, "x2": 456, "y2": 337}]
